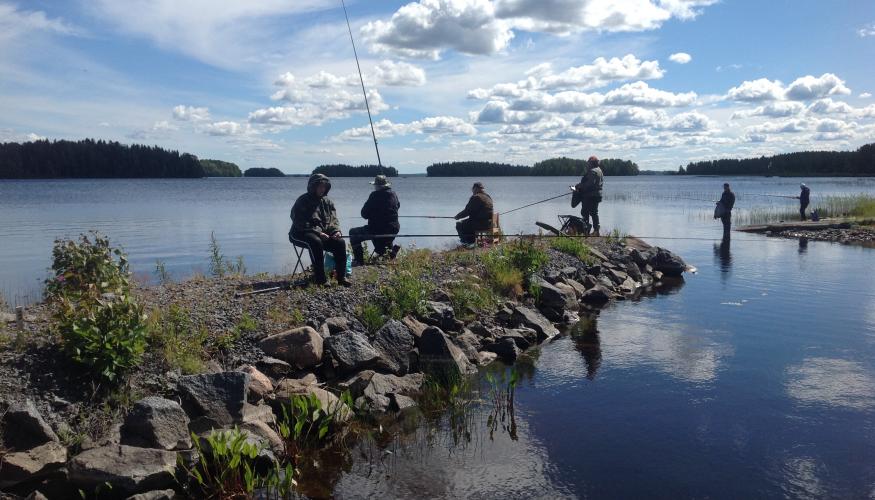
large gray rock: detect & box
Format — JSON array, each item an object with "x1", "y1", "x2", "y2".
[
  {"x1": 580, "y1": 284, "x2": 612, "y2": 303},
  {"x1": 322, "y1": 316, "x2": 351, "y2": 335},
  {"x1": 255, "y1": 356, "x2": 293, "y2": 379},
  {"x1": 372, "y1": 320, "x2": 416, "y2": 375},
  {"x1": 0, "y1": 441, "x2": 67, "y2": 489},
  {"x1": 451, "y1": 330, "x2": 482, "y2": 365},
  {"x1": 625, "y1": 262, "x2": 643, "y2": 282},
  {"x1": 126, "y1": 490, "x2": 178, "y2": 500},
  {"x1": 69, "y1": 445, "x2": 177, "y2": 495},
  {"x1": 499, "y1": 327, "x2": 538, "y2": 349},
  {"x1": 565, "y1": 278, "x2": 588, "y2": 298},
  {"x1": 483, "y1": 337, "x2": 520, "y2": 363},
  {"x1": 418, "y1": 327, "x2": 476, "y2": 380},
  {"x1": 177, "y1": 372, "x2": 249, "y2": 427},
  {"x1": 324, "y1": 331, "x2": 380, "y2": 374},
  {"x1": 341, "y1": 371, "x2": 424, "y2": 414},
  {"x1": 421, "y1": 301, "x2": 463, "y2": 332},
  {"x1": 1, "y1": 399, "x2": 59, "y2": 450},
  {"x1": 511, "y1": 305, "x2": 559, "y2": 341},
  {"x1": 533, "y1": 278, "x2": 576, "y2": 311},
  {"x1": 258, "y1": 326, "x2": 323, "y2": 369},
  {"x1": 401, "y1": 315, "x2": 429, "y2": 340},
  {"x1": 645, "y1": 247, "x2": 687, "y2": 276},
  {"x1": 239, "y1": 365, "x2": 273, "y2": 402},
  {"x1": 120, "y1": 397, "x2": 191, "y2": 451}
]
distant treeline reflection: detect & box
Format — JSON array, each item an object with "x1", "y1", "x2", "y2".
[{"x1": 426, "y1": 157, "x2": 640, "y2": 176}]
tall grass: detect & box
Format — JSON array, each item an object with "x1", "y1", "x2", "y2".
[
  {"x1": 727, "y1": 194, "x2": 875, "y2": 225},
  {"x1": 549, "y1": 236, "x2": 595, "y2": 264}
]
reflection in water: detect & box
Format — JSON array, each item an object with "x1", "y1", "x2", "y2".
[
  {"x1": 785, "y1": 358, "x2": 875, "y2": 410},
  {"x1": 570, "y1": 313, "x2": 603, "y2": 380},
  {"x1": 798, "y1": 237, "x2": 809, "y2": 254},
  {"x1": 713, "y1": 236, "x2": 733, "y2": 276},
  {"x1": 781, "y1": 456, "x2": 825, "y2": 499}
]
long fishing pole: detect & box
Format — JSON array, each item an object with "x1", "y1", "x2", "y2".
[
  {"x1": 743, "y1": 193, "x2": 799, "y2": 199},
  {"x1": 500, "y1": 192, "x2": 572, "y2": 215},
  {"x1": 341, "y1": 0, "x2": 382, "y2": 171}
]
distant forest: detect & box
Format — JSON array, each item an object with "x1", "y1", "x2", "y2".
[
  {"x1": 200, "y1": 159, "x2": 241, "y2": 177},
  {"x1": 0, "y1": 139, "x2": 203, "y2": 178},
  {"x1": 312, "y1": 164, "x2": 399, "y2": 177},
  {"x1": 681, "y1": 143, "x2": 875, "y2": 176},
  {"x1": 244, "y1": 167, "x2": 286, "y2": 177},
  {"x1": 426, "y1": 157, "x2": 640, "y2": 177}
]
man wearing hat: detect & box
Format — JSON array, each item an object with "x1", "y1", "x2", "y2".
[
  {"x1": 290, "y1": 173, "x2": 350, "y2": 286},
  {"x1": 797, "y1": 183, "x2": 811, "y2": 220},
  {"x1": 571, "y1": 156, "x2": 604, "y2": 236},
  {"x1": 455, "y1": 181, "x2": 494, "y2": 248},
  {"x1": 349, "y1": 174, "x2": 401, "y2": 265}
]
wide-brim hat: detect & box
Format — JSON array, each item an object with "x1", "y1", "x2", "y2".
[
  {"x1": 370, "y1": 174, "x2": 391, "y2": 187},
  {"x1": 472, "y1": 181, "x2": 485, "y2": 190}
]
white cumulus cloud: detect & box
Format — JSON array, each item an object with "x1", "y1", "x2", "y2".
[
  {"x1": 668, "y1": 52, "x2": 692, "y2": 64},
  {"x1": 727, "y1": 78, "x2": 785, "y2": 102},
  {"x1": 173, "y1": 105, "x2": 211, "y2": 122},
  {"x1": 784, "y1": 73, "x2": 851, "y2": 101},
  {"x1": 603, "y1": 81, "x2": 697, "y2": 107}
]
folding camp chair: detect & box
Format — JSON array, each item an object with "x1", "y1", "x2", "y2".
[
  {"x1": 289, "y1": 237, "x2": 312, "y2": 276},
  {"x1": 475, "y1": 213, "x2": 502, "y2": 247}
]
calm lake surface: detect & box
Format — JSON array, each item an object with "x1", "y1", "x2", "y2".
[{"x1": 2, "y1": 176, "x2": 875, "y2": 498}]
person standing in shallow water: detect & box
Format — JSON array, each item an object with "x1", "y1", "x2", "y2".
[
  {"x1": 349, "y1": 174, "x2": 401, "y2": 266},
  {"x1": 289, "y1": 173, "x2": 351, "y2": 287},
  {"x1": 718, "y1": 182, "x2": 735, "y2": 238},
  {"x1": 455, "y1": 181, "x2": 494, "y2": 248},
  {"x1": 571, "y1": 156, "x2": 604, "y2": 236},
  {"x1": 797, "y1": 183, "x2": 811, "y2": 220}
]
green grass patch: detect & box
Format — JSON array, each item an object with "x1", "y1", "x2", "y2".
[
  {"x1": 549, "y1": 236, "x2": 595, "y2": 264},
  {"x1": 147, "y1": 304, "x2": 210, "y2": 374},
  {"x1": 356, "y1": 303, "x2": 386, "y2": 333},
  {"x1": 481, "y1": 239, "x2": 549, "y2": 298},
  {"x1": 447, "y1": 279, "x2": 497, "y2": 322}
]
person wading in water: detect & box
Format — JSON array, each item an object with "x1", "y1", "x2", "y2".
[
  {"x1": 717, "y1": 182, "x2": 735, "y2": 239},
  {"x1": 349, "y1": 174, "x2": 401, "y2": 266},
  {"x1": 571, "y1": 156, "x2": 604, "y2": 236},
  {"x1": 289, "y1": 173, "x2": 351, "y2": 287},
  {"x1": 797, "y1": 183, "x2": 811, "y2": 220},
  {"x1": 454, "y1": 181, "x2": 494, "y2": 248}
]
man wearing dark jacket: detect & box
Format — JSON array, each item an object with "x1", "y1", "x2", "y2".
[
  {"x1": 798, "y1": 183, "x2": 810, "y2": 220},
  {"x1": 289, "y1": 173, "x2": 350, "y2": 286},
  {"x1": 718, "y1": 182, "x2": 735, "y2": 238},
  {"x1": 571, "y1": 156, "x2": 604, "y2": 236},
  {"x1": 455, "y1": 181, "x2": 493, "y2": 247},
  {"x1": 349, "y1": 175, "x2": 401, "y2": 265}
]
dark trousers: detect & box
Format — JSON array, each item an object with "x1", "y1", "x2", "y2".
[
  {"x1": 800, "y1": 202, "x2": 809, "y2": 221},
  {"x1": 349, "y1": 226, "x2": 396, "y2": 256},
  {"x1": 289, "y1": 231, "x2": 347, "y2": 281},
  {"x1": 580, "y1": 198, "x2": 600, "y2": 232},
  {"x1": 456, "y1": 219, "x2": 490, "y2": 244},
  {"x1": 720, "y1": 214, "x2": 731, "y2": 237}
]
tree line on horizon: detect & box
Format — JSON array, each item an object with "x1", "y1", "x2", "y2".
[
  {"x1": 0, "y1": 139, "x2": 204, "y2": 178},
  {"x1": 312, "y1": 164, "x2": 399, "y2": 177},
  {"x1": 426, "y1": 157, "x2": 640, "y2": 176},
  {"x1": 680, "y1": 143, "x2": 875, "y2": 176},
  {"x1": 200, "y1": 159, "x2": 241, "y2": 177}
]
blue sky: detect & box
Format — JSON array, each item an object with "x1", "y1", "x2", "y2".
[{"x1": 1, "y1": 0, "x2": 874, "y2": 173}]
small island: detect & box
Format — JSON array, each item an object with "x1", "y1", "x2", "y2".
[
  {"x1": 243, "y1": 167, "x2": 286, "y2": 177},
  {"x1": 313, "y1": 164, "x2": 399, "y2": 177},
  {"x1": 200, "y1": 159, "x2": 242, "y2": 177},
  {"x1": 426, "y1": 157, "x2": 640, "y2": 176}
]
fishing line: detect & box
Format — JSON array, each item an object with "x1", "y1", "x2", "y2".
[
  {"x1": 330, "y1": 232, "x2": 787, "y2": 243},
  {"x1": 499, "y1": 192, "x2": 572, "y2": 215},
  {"x1": 341, "y1": 0, "x2": 382, "y2": 171}
]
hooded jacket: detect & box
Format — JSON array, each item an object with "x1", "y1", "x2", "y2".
[
  {"x1": 456, "y1": 190, "x2": 494, "y2": 230},
  {"x1": 800, "y1": 185, "x2": 810, "y2": 205},
  {"x1": 572, "y1": 166, "x2": 604, "y2": 207},
  {"x1": 290, "y1": 173, "x2": 340, "y2": 236},
  {"x1": 361, "y1": 187, "x2": 400, "y2": 233}
]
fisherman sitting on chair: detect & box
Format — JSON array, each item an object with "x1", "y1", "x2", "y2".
[
  {"x1": 455, "y1": 181, "x2": 494, "y2": 248},
  {"x1": 571, "y1": 156, "x2": 604, "y2": 236},
  {"x1": 289, "y1": 173, "x2": 351, "y2": 287},
  {"x1": 349, "y1": 174, "x2": 401, "y2": 266}
]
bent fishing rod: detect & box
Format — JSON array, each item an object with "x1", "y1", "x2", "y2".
[{"x1": 341, "y1": 0, "x2": 382, "y2": 171}]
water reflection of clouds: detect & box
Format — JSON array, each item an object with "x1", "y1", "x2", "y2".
[
  {"x1": 599, "y1": 310, "x2": 732, "y2": 385},
  {"x1": 781, "y1": 456, "x2": 825, "y2": 499},
  {"x1": 785, "y1": 357, "x2": 875, "y2": 410}
]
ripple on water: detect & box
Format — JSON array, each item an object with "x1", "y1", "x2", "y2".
[{"x1": 785, "y1": 357, "x2": 875, "y2": 410}]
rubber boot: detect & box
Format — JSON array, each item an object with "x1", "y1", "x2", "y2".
[
  {"x1": 389, "y1": 244, "x2": 401, "y2": 260},
  {"x1": 352, "y1": 245, "x2": 365, "y2": 267}
]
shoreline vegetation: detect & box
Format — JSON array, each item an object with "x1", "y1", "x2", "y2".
[
  {"x1": 0, "y1": 231, "x2": 687, "y2": 497},
  {"x1": 425, "y1": 157, "x2": 640, "y2": 176}
]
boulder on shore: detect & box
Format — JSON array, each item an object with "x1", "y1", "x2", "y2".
[
  {"x1": 323, "y1": 331, "x2": 380, "y2": 374},
  {"x1": 68, "y1": 445, "x2": 177, "y2": 495},
  {"x1": 511, "y1": 305, "x2": 559, "y2": 341},
  {"x1": 372, "y1": 320, "x2": 416, "y2": 375},
  {"x1": 258, "y1": 327, "x2": 323, "y2": 370},
  {"x1": 418, "y1": 326, "x2": 476, "y2": 380},
  {"x1": 177, "y1": 372, "x2": 249, "y2": 428},
  {"x1": 120, "y1": 397, "x2": 191, "y2": 451}
]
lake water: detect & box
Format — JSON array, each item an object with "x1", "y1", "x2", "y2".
[{"x1": 2, "y1": 176, "x2": 875, "y2": 498}]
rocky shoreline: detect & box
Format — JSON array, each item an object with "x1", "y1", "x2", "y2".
[
  {"x1": 0, "y1": 236, "x2": 687, "y2": 499},
  {"x1": 768, "y1": 225, "x2": 875, "y2": 246}
]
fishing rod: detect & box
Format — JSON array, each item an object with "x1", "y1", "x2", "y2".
[
  {"x1": 341, "y1": 0, "x2": 382, "y2": 171},
  {"x1": 743, "y1": 193, "x2": 799, "y2": 199},
  {"x1": 500, "y1": 192, "x2": 572, "y2": 215}
]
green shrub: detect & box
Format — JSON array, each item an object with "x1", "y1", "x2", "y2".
[
  {"x1": 208, "y1": 232, "x2": 246, "y2": 277},
  {"x1": 277, "y1": 391, "x2": 353, "y2": 464},
  {"x1": 147, "y1": 304, "x2": 209, "y2": 374},
  {"x1": 154, "y1": 260, "x2": 171, "y2": 284},
  {"x1": 481, "y1": 239, "x2": 547, "y2": 298},
  {"x1": 381, "y1": 271, "x2": 432, "y2": 319},
  {"x1": 47, "y1": 233, "x2": 147, "y2": 382},
  {"x1": 357, "y1": 303, "x2": 386, "y2": 333},
  {"x1": 448, "y1": 279, "x2": 497, "y2": 321},
  {"x1": 181, "y1": 428, "x2": 294, "y2": 499}
]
